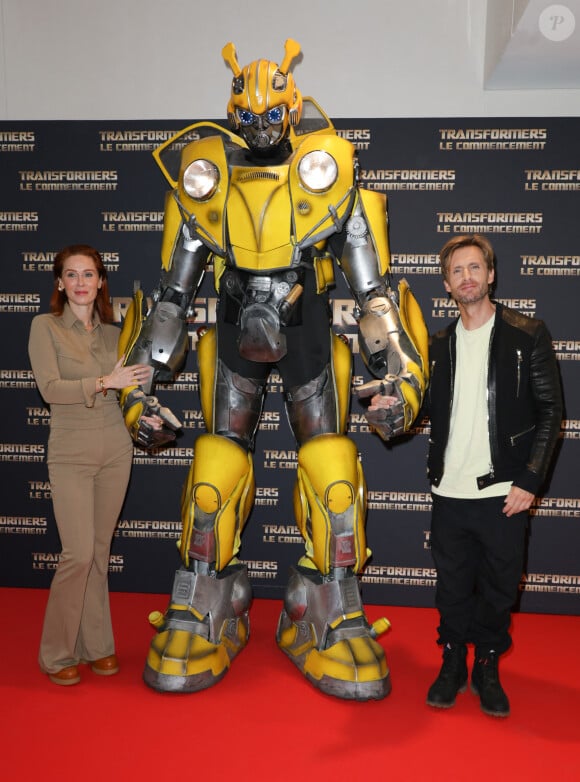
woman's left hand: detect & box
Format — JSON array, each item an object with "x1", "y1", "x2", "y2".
[{"x1": 105, "y1": 356, "x2": 153, "y2": 391}]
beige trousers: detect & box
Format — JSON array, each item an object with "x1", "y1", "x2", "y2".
[{"x1": 39, "y1": 420, "x2": 133, "y2": 674}]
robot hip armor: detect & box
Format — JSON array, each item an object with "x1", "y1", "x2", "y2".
[{"x1": 221, "y1": 268, "x2": 305, "y2": 362}]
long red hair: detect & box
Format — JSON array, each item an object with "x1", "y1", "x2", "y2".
[{"x1": 50, "y1": 244, "x2": 114, "y2": 323}]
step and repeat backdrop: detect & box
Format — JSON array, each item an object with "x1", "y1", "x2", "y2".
[{"x1": 1, "y1": 117, "x2": 578, "y2": 615}]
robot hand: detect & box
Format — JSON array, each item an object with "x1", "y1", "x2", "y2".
[
  {"x1": 122, "y1": 388, "x2": 182, "y2": 450},
  {"x1": 356, "y1": 376, "x2": 409, "y2": 442}
]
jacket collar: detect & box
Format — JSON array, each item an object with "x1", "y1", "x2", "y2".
[
  {"x1": 450, "y1": 299, "x2": 502, "y2": 333},
  {"x1": 60, "y1": 302, "x2": 101, "y2": 330}
]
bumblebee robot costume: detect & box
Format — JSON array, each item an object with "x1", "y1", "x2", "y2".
[{"x1": 119, "y1": 40, "x2": 428, "y2": 700}]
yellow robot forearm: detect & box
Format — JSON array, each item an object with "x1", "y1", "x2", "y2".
[
  {"x1": 119, "y1": 384, "x2": 143, "y2": 433},
  {"x1": 118, "y1": 288, "x2": 146, "y2": 363}
]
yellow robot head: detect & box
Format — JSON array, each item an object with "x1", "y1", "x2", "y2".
[{"x1": 222, "y1": 39, "x2": 303, "y2": 153}]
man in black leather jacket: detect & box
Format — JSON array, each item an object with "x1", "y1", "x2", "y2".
[
  {"x1": 368, "y1": 233, "x2": 562, "y2": 717},
  {"x1": 424, "y1": 234, "x2": 562, "y2": 717},
  {"x1": 428, "y1": 303, "x2": 561, "y2": 499}
]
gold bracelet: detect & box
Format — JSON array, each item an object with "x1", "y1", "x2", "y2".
[{"x1": 99, "y1": 376, "x2": 107, "y2": 397}]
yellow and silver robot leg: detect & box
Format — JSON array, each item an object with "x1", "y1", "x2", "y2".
[
  {"x1": 276, "y1": 433, "x2": 391, "y2": 700},
  {"x1": 143, "y1": 433, "x2": 255, "y2": 693}
]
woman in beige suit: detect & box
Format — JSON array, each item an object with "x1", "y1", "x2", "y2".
[{"x1": 28, "y1": 244, "x2": 154, "y2": 686}]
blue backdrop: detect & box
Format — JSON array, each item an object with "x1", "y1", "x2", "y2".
[{"x1": 1, "y1": 117, "x2": 578, "y2": 615}]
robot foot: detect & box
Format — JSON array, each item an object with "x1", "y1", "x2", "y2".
[
  {"x1": 143, "y1": 565, "x2": 252, "y2": 693},
  {"x1": 276, "y1": 566, "x2": 391, "y2": 701}
]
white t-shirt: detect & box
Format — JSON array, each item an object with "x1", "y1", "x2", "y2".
[{"x1": 432, "y1": 314, "x2": 512, "y2": 499}]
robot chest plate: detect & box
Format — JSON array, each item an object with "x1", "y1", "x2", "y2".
[{"x1": 226, "y1": 164, "x2": 294, "y2": 271}]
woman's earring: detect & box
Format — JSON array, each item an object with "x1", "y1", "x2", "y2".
[{"x1": 58, "y1": 283, "x2": 64, "y2": 291}]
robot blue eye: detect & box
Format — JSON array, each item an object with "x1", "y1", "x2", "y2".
[
  {"x1": 238, "y1": 110, "x2": 255, "y2": 126},
  {"x1": 266, "y1": 107, "x2": 284, "y2": 124}
]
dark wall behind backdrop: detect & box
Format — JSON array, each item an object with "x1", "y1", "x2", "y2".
[{"x1": 1, "y1": 118, "x2": 578, "y2": 615}]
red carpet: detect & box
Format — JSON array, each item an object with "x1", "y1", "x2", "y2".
[{"x1": 2, "y1": 587, "x2": 579, "y2": 781}]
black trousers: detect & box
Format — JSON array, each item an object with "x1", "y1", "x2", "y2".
[{"x1": 430, "y1": 493, "x2": 528, "y2": 656}]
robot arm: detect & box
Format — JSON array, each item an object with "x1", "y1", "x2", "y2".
[
  {"x1": 355, "y1": 282, "x2": 428, "y2": 440},
  {"x1": 119, "y1": 220, "x2": 211, "y2": 448},
  {"x1": 338, "y1": 193, "x2": 429, "y2": 441},
  {"x1": 126, "y1": 223, "x2": 210, "y2": 388}
]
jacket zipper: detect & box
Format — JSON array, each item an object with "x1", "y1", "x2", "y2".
[
  {"x1": 510, "y1": 424, "x2": 535, "y2": 446},
  {"x1": 448, "y1": 342, "x2": 454, "y2": 424},
  {"x1": 487, "y1": 325, "x2": 496, "y2": 479},
  {"x1": 516, "y1": 348, "x2": 522, "y2": 397}
]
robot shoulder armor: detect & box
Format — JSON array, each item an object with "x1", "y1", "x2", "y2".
[{"x1": 293, "y1": 133, "x2": 356, "y2": 193}]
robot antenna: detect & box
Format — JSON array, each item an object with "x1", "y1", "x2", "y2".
[
  {"x1": 222, "y1": 42, "x2": 242, "y2": 77},
  {"x1": 279, "y1": 39, "x2": 301, "y2": 75}
]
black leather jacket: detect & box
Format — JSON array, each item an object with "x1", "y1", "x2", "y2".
[{"x1": 427, "y1": 302, "x2": 562, "y2": 495}]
